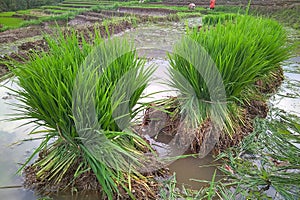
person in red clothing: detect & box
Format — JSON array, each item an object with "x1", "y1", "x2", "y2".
[{"x1": 210, "y1": 0, "x2": 216, "y2": 9}]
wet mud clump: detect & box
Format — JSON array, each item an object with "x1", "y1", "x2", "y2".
[{"x1": 24, "y1": 151, "x2": 170, "y2": 199}]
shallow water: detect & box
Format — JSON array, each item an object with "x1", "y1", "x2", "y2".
[
  {"x1": 271, "y1": 57, "x2": 300, "y2": 116},
  {"x1": 0, "y1": 80, "x2": 39, "y2": 199},
  {"x1": 0, "y1": 18, "x2": 299, "y2": 199}
]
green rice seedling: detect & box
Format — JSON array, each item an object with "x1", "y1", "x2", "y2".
[
  {"x1": 194, "y1": 15, "x2": 290, "y2": 100},
  {"x1": 202, "y1": 13, "x2": 237, "y2": 26},
  {"x1": 168, "y1": 15, "x2": 291, "y2": 134},
  {"x1": 10, "y1": 28, "x2": 154, "y2": 199}
]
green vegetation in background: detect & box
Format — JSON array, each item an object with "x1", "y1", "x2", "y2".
[
  {"x1": 0, "y1": 1, "x2": 140, "y2": 32},
  {"x1": 41, "y1": 5, "x2": 81, "y2": 10},
  {"x1": 212, "y1": 5, "x2": 246, "y2": 14},
  {"x1": 251, "y1": 5, "x2": 300, "y2": 30},
  {"x1": 0, "y1": 0, "x2": 64, "y2": 12},
  {"x1": 202, "y1": 13, "x2": 237, "y2": 26},
  {"x1": 16, "y1": 9, "x2": 32, "y2": 14},
  {"x1": 121, "y1": 3, "x2": 205, "y2": 12},
  {"x1": 168, "y1": 15, "x2": 291, "y2": 134},
  {"x1": 0, "y1": 17, "x2": 24, "y2": 27},
  {"x1": 0, "y1": 11, "x2": 16, "y2": 17},
  {"x1": 203, "y1": 5, "x2": 299, "y2": 30},
  {"x1": 10, "y1": 29, "x2": 155, "y2": 199}
]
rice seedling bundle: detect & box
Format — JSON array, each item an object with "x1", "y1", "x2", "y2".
[
  {"x1": 11, "y1": 29, "x2": 154, "y2": 199},
  {"x1": 168, "y1": 15, "x2": 290, "y2": 134}
]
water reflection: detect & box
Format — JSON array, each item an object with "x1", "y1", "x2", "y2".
[{"x1": 0, "y1": 79, "x2": 40, "y2": 199}]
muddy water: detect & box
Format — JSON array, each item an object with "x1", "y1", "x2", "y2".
[
  {"x1": 0, "y1": 80, "x2": 39, "y2": 199},
  {"x1": 0, "y1": 17, "x2": 299, "y2": 199}
]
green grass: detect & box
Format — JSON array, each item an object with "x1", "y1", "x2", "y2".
[
  {"x1": 0, "y1": 17, "x2": 24, "y2": 27},
  {"x1": 41, "y1": 5, "x2": 81, "y2": 11},
  {"x1": 0, "y1": 1, "x2": 158, "y2": 32},
  {"x1": 43, "y1": 9, "x2": 68, "y2": 14},
  {"x1": 0, "y1": 11, "x2": 16, "y2": 17},
  {"x1": 58, "y1": 3, "x2": 96, "y2": 8},
  {"x1": 61, "y1": 1, "x2": 101, "y2": 5},
  {"x1": 16, "y1": 10, "x2": 32, "y2": 15},
  {"x1": 10, "y1": 28, "x2": 155, "y2": 199},
  {"x1": 177, "y1": 12, "x2": 202, "y2": 19},
  {"x1": 63, "y1": 0, "x2": 100, "y2": 2}
]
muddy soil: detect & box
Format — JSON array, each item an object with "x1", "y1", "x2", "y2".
[
  {"x1": 24, "y1": 154, "x2": 169, "y2": 199},
  {"x1": 118, "y1": 7, "x2": 177, "y2": 16},
  {"x1": 0, "y1": 20, "x2": 67, "y2": 44},
  {"x1": 0, "y1": 26, "x2": 47, "y2": 44},
  {"x1": 0, "y1": 19, "x2": 134, "y2": 78}
]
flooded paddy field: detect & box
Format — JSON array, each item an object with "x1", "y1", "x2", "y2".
[{"x1": 0, "y1": 3, "x2": 299, "y2": 199}]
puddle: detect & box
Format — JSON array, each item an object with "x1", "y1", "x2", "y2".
[
  {"x1": 168, "y1": 155, "x2": 221, "y2": 190},
  {"x1": 0, "y1": 80, "x2": 40, "y2": 199}
]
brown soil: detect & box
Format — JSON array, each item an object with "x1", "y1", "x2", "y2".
[
  {"x1": 0, "y1": 26, "x2": 47, "y2": 44},
  {"x1": 18, "y1": 39, "x2": 48, "y2": 52},
  {"x1": 255, "y1": 67, "x2": 284, "y2": 94}
]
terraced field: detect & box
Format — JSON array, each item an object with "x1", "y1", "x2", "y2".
[
  {"x1": 0, "y1": 1, "x2": 118, "y2": 31},
  {"x1": 1, "y1": 1, "x2": 199, "y2": 77}
]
